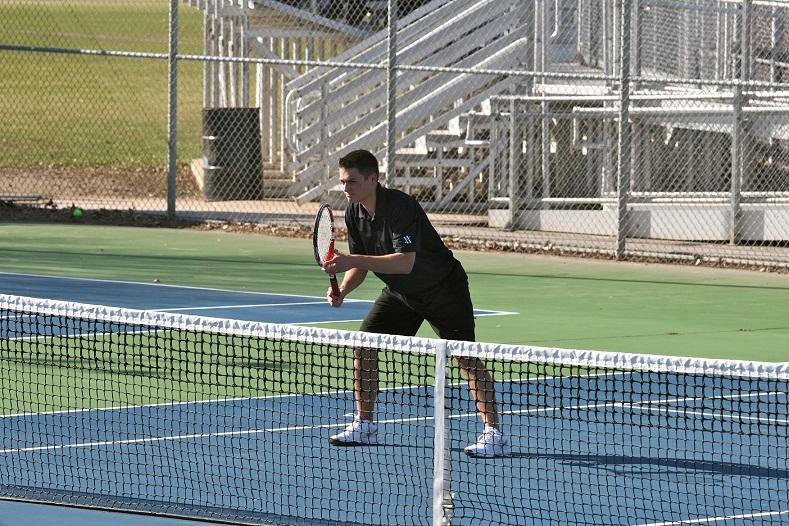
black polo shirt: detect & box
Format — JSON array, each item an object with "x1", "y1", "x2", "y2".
[{"x1": 345, "y1": 184, "x2": 458, "y2": 295}]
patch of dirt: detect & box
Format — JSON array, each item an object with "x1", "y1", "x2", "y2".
[
  {"x1": 0, "y1": 200, "x2": 199, "y2": 228},
  {"x1": 0, "y1": 200, "x2": 326, "y2": 239},
  {"x1": 0, "y1": 165, "x2": 200, "y2": 200},
  {"x1": 3, "y1": 201, "x2": 787, "y2": 274}
]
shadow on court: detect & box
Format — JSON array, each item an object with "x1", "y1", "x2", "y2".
[{"x1": 447, "y1": 448, "x2": 789, "y2": 479}]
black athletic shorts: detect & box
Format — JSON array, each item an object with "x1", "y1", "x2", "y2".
[{"x1": 360, "y1": 261, "x2": 475, "y2": 342}]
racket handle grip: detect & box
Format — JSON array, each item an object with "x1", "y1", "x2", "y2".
[{"x1": 329, "y1": 275, "x2": 341, "y2": 296}]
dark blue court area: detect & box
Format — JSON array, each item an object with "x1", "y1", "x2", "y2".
[
  {"x1": 0, "y1": 373, "x2": 786, "y2": 525},
  {"x1": 0, "y1": 271, "x2": 508, "y2": 326}
]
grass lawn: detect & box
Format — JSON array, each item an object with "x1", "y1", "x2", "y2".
[{"x1": 0, "y1": 1, "x2": 205, "y2": 167}]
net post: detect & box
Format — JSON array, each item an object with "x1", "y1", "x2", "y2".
[{"x1": 432, "y1": 339, "x2": 450, "y2": 526}]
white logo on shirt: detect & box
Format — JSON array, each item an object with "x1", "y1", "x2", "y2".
[{"x1": 402, "y1": 235, "x2": 413, "y2": 244}]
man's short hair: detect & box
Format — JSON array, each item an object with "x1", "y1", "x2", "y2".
[{"x1": 339, "y1": 150, "x2": 379, "y2": 178}]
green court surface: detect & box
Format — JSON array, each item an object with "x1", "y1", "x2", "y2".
[{"x1": 1, "y1": 223, "x2": 787, "y2": 363}]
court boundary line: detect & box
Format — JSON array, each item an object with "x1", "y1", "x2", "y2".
[
  {"x1": 0, "y1": 271, "x2": 335, "y2": 300},
  {"x1": 156, "y1": 301, "x2": 335, "y2": 311},
  {"x1": 296, "y1": 309, "x2": 519, "y2": 324},
  {"x1": 0, "y1": 372, "x2": 628, "y2": 419},
  {"x1": 3, "y1": 384, "x2": 784, "y2": 453},
  {"x1": 625, "y1": 392, "x2": 789, "y2": 425},
  {"x1": 502, "y1": 390, "x2": 788, "y2": 426},
  {"x1": 0, "y1": 272, "x2": 516, "y2": 317},
  {"x1": 633, "y1": 509, "x2": 789, "y2": 525}
]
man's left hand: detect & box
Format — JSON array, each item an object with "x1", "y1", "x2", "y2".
[{"x1": 323, "y1": 250, "x2": 354, "y2": 274}]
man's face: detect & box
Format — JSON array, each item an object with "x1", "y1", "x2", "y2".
[{"x1": 339, "y1": 167, "x2": 377, "y2": 204}]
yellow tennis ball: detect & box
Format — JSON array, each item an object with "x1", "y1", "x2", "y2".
[{"x1": 72, "y1": 208, "x2": 83, "y2": 218}]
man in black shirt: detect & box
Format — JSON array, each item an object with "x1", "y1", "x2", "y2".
[{"x1": 322, "y1": 149, "x2": 510, "y2": 458}]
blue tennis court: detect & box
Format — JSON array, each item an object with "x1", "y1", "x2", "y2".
[
  {"x1": 1, "y1": 372, "x2": 786, "y2": 525},
  {"x1": 0, "y1": 272, "x2": 511, "y2": 326},
  {"x1": 0, "y1": 273, "x2": 786, "y2": 525}
]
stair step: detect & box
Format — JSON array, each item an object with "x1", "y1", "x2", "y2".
[
  {"x1": 427, "y1": 129, "x2": 462, "y2": 137},
  {"x1": 263, "y1": 169, "x2": 291, "y2": 179},
  {"x1": 394, "y1": 148, "x2": 429, "y2": 162},
  {"x1": 264, "y1": 177, "x2": 293, "y2": 186},
  {"x1": 397, "y1": 157, "x2": 472, "y2": 168},
  {"x1": 426, "y1": 130, "x2": 464, "y2": 147}
]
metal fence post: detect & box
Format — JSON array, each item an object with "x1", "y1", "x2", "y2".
[
  {"x1": 741, "y1": 0, "x2": 752, "y2": 82},
  {"x1": 321, "y1": 82, "x2": 330, "y2": 193},
  {"x1": 166, "y1": 0, "x2": 179, "y2": 218},
  {"x1": 508, "y1": 99, "x2": 522, "y2": 230},
  {"x1": 505, "y1": 2, "x2": 535, "y2": 231},
  {"x1": 731, "y1": 82, "x2": 743, "y2": 245},
  {"x1": 615, "y1": 0, "x2": 633, "y2": 259},
  {"x1": 731, "y1": 0, "x2": 752, "y2": 244},
  {"x1": 385, "y1": 0, "x2": 398, "y2": 187},
  {"x1": 632, "y1": 0, "x2": 641, "y2": 88},
  {"x1": 772, "y1": 9, "x2": 785, "y2": 84}
]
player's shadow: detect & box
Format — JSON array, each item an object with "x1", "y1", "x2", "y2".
[{"x1": 451, "y1": 449, "x2": 789, "y2": 479}]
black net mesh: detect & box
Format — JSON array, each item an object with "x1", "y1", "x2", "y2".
[{"x1": 0, "y1": 296, "x2": 787, "y2": 525}]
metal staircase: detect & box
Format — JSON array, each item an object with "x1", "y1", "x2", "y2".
[{"x1": 282, "y1": 0, "x2": 530, "y2": 205}]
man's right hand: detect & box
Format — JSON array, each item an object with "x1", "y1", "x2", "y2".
[{"x1": 327, "y1": 285, "x2": 344, "y2": 308}]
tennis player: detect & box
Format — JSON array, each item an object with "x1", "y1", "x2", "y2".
[{"x1": 322, "y1": 149, "x2": 510, "y2": 458}]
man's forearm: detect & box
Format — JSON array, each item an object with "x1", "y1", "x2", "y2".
[
  {"x1": 340, "y1": 267, "x2": 368, "y2": 296},
  {"x1": 348, "y1": 252, "x2": 415, "y2": 274}
]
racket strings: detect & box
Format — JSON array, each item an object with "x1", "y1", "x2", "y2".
[{"x1": 315, "y1": 212, "x2": 334, "y2": 265}]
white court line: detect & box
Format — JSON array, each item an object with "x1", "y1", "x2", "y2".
[
  {"x1": 4, "y1": 376, "x2": 779, "y2": 454},
  {"x1": 149, "y1": 304, "x2": 512, "y2": 317},
  {"x1": 0, "y1": 271, "x2": 332, "y2": 300},
  {"x1": 431, "y1": 390, "x2": 789, "y2": 426},
  {"x1": 298, "y1": 318, "x2": 382, "y2": 325},
  {"x1": 0, "y1": 271, "x2": 509, "y2": 314},
  {"x1": 634, "y1": 509, "x2": 789, "y2": 525},
  {"x1": 302, "y1": 310, "x2": 518, "y2": 324},
  {"x1": 153, "y1": 301, "x2": 332, "y2": 312},
  {"x1": 6, "y1": 327, "x2": 159, "y2": 343},
  {"x1": 0, "y1": 383, "x2": 424, "y2": 419},
  {"x1": 0, "y1": 414, "x2": 436, "y2": 454},
  {"x1": 0, "y1": 372, "x2": 627, "y2": 419},
  {"x1": 627, "y1": 404, "x2": 788, "y2": 425}
]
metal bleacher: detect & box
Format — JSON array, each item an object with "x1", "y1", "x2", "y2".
[
  {"x1": 188, "y1": 0, "x2": 789, "y2": 243},
  {"x1": 187, "y1": 0, "x2": 531, "y2": 209},
  {"x1": 282, "y1": 0, "x2": 530, "y2": 206}
]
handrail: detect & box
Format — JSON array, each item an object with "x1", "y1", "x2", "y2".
[
  {"x1": 294, "y1": 29, "x2": 527, "y2": 160},
  {"x1": 292, "y1": 4, "x2": 522, "y2": 148},
  {"x1": 285, "y1": 0, "x2": 473, "y2": 93},
  {"x1": 289, "y1": 38, "x2": 526, "y2": 194},
  {"x1": 284, "y1": 0, "x2": 492, "y2": 138}
]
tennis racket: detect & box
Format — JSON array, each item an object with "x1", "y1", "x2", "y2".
[{"x1": 313, "y1": 203, "x2": 341, "y2": 296}]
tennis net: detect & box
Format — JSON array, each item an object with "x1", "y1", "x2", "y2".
[{"x1": 0, "y1": 294, "x2": 787, "y2": 525}]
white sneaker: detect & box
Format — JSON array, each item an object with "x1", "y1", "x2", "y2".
[
  {"x1": 464, "y1": 428, "x2": 511, "y2": 458},
  {"x1": 329, "y1": 419, "x2": 378, "y2": 446}
]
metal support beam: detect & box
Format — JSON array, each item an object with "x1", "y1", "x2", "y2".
[
  {"x1": 616, "y1": 0, "x2": 633, "y2": 259},
  {"x1": 166, "y1": 0, "x2": 179, "y2": 218},
  {"x1": 385, "y1": 0, "x2": 398, "y2": 187}
]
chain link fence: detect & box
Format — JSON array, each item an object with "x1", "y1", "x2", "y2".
[{"x1": 2, "y1": 0, "x2": 789, "y2": 267}]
